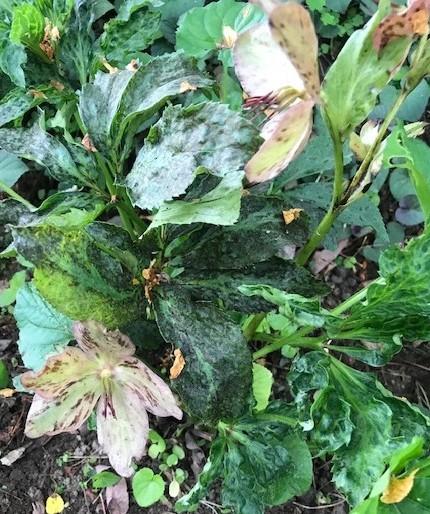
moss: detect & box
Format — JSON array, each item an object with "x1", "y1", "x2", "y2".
[{"x1": 34, "y1": 268, "x2": 140, "y2": 329}]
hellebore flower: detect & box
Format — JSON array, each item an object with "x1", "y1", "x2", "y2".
[
  {"x1": 21, "y1": 321, "x2": 182, "y2": 476},
  {"x1": 233, "y1": 0, "x2": 320, "y2": 183}
]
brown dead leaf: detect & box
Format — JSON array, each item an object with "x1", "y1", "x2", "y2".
[
  {"x1": 29, "y1": 89, "x2": 47, "y2": 99},
  {"x1": 0, "y1": 388, "x2": 16, "y2": 398},
  {"x1": 282, "y1": 208, "x2": 303, "y2": 225},
  {"x1": 180, "y1": 81, "x2": 197, "y2": 93},
  {"x1": 39, "y1": 23, "x2": 60, "y2": 61},
  {"x1": 82, "y1": 134, "x2": 97, "y2": 153},
  {"x1": 170, "y1": 349, "x2": 185, "y2": 379},
  {"x1": 142, "y1": 262, "x2": 162, "y2": 302},
  {"x1": 381, "y1": 469, "x2": 419, "y2": 504},
  {"x1": 50, "y1": 80, "x2": 65, "y2": 91}
]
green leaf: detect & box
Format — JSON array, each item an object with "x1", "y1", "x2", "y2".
[
  {"x1": 91, "y1": 471, "x2": 121, "y2": 489},
  {"x1": 159, "y1": 0, "x2": 204, "y2": 44},
  {"x1": 147, "y1": 172, "x2": 244, "y2": 229},
  {"x1": 79, "y1": 69, "x2": 134, "y2": 151},
  {"x1": 132, "y1": 468, "x2": 165, "y2": 508},
  {"x1": 0, "y1": 25, "x2": 26, "y2": 87},
  {"x1": 176, "y1": 0, "x2": 264, "y2": 60},
  {"x1": 0, "y1": 360, "x2": 9, "y2": 389},
  {"x1": 0, "y1": 89, "x2": 36, "y2": 128},
  {"x1": 252, "y1": 363, "x2": 273, "y2": 411},
  {"x1": 169, "y1": 194, "x2": 310, "y2": 269},
  {"x1": 10, "y1": 3, "x2": 45, "y2": 50},
  {"x1": 321, "y1": 0, "x2": 412, "y2": 137},
  {"x1": 0, "y1": 150, "x2": 27, "y2": 187},
  {"x1": 14, "y1": 283, "x2": 73, "y2": 371},
  {"x1": 155, "y1": 287, "x2": 252, "y2": 424},
  {"x1": 0, "y1": 270, "x2": 26, "y2": 307},
  {"x1": 101, "y1": 6, "x2": 161, "y2": 67},
  {"x1": 116, "y1": 52, "x2": 212, "y2": 143},
  {"x1": 126, "y1": 102, "x2": 260, "y2": 210},
  {"x1": 12, "y1": 223, "x2": 146, "y2": 328},
  {"x1": 288, "y1": 352, "x2": 430, "y2": 506},
  {"x1": 173, "y1": 258, "x2": 327, "y2": 313},
  {"x1": 0, "y1": 124, "x2": 81, "y2": 183},
  {"x1": 328, "y1": 228, "x2": 430, "y2": 343}
]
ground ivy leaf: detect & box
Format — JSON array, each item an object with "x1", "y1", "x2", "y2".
[
  {"x1": 101, "y1": 6, "x2": 161, "y2": 67},
  {"x1": 116, "y1": 52, "x2": 212, "y2": 142},
  {"x1": 328, "y1": 228, "x2": 430, "y2": 343},
  {"x1": 79, "y1": 69, "x2": 134, "y2": 151},
  {"x1": 14, "y1": 283, "x2": 73, "y2": 371},
  {"x1": 12, "y1": 223, "x2": 146, "y2": 328},
  {"x1": 147, "y1": 172, "x2": 243, "y2": 229},
  {"x1": 0, "y1": 124, "x2": 81, "y2": 183},
  {"x1": 154, "y1": 286, "x2": 252, "y2": 424},
  {"x1": 176, "y1": 0, "x2": 264, "y2": 60},
  {"x1": 126, "y1": 102, "x2": 260, "y2": 210}
]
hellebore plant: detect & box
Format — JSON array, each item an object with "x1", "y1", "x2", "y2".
[{"x1": 21, "y1": 321, "x2": 182, "y2": 476}]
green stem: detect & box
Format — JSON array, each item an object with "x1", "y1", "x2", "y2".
[
  {"x1": 253, "y1": 330, "x2": 326, "y2": 360},
  {"x1": 296, "y1": 121, "x2": 344, "y2": 266},
  {"x1": 243, "y1": 313, "x2": 266, "y2": 341},
  {"x1": 0, "y1": 180, "x2": 36, "y2": 210},
  {"x1": 330, "y1": 277, "x2": 384, "y2": 316}
]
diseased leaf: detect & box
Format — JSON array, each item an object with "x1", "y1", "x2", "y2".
[
  {"x1": 101, "y1": 6, "x2": 161, "y2": 67},
  {"x1": 328, "y1": 229, "x2": 430, "y2": 343},
  {"x1": 126, "y1": 102, "x2": 260, "y2": 210},
  {"x1": 147, "y1": 172, "x2": 243, "y2": 229},
  {"x1": 116, "y1": 52, "x2": 212, "y2": 142},
  {"x1": 0, "y1": 124, "x2": 81, "y2": 183},
  {"x1": 288, "y1": 352, "x2": 429, "y2": 506},
  {"x1": 155, "y1": 287, "x2": 252, "y2": 424},
  {"x1": 79, "y1": 69, "x2": 134, "y2": 151},
  {"x1": 322, "y1": 0, "x2": 411, "y2": 137},
  {"x1": 12, "y1": 223, "x2": 146, "y2": 328},
  {"x1": 14, "y1": 283, "x2": 73, "y2": 371}
]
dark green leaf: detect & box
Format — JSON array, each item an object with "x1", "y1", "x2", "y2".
[
  {"x1": 0, "y1": 360, "x2": 9, "y2": 389},
  {"x1": 155, "y1": 286, "x2": 252, "y2": 424},
  {"x1": 126, "y1": 102, "x2": 260, "y2": 210}
]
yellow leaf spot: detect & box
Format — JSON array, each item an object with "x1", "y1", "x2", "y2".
[
  {"x1": 131, "y1": 278, "x2": 140, "y2": 286},
  {"x1": 282, "y1": 208, "x2": 303, "y2": 225},
  {"x1": 0, "y1": 388, "x2": 15, "y2": 398},
  {"x1": 381, "y1": 469, "x2": 419, "y2": 504},
  {"x1": 170, "y1": 349, "x2": 185, "y2": 379},
  {"x1": 45, "y1": 493, "x2": 65, "y2": 514},
  {"x1": 180, "y1": 81, "x2": 197, "y2": 93}
]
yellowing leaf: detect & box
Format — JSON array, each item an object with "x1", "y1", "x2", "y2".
[
  {"x1": 380, "y1": 469, "x2": 419, "y2": 504},
  {"x1": 45, "y1": 493, "x2": 64, "y2": 514},
  {"x1": 170, "y1": 349, "x2": 186, "y2": 379},
  {"x1": 282, "y1": 208, "x2": 303, "y2": 225}
]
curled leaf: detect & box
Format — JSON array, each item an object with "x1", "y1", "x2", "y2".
[{"x1": 380, "y1": 469, "x2": 419, "y2": 504}]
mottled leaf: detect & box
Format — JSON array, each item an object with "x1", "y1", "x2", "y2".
[
  {"x1": 155, "y1": 286, "x2": 252, "y2": 424},
  {"x1": 0, "y1": 150, "x2": 28, "y2": 187},
  {"x1": 126, "y1": 102, "x2": 260, "y2": 210}
]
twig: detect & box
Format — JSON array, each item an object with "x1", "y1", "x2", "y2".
[{"x1": 292, "y1": 498, "x2": 346, "y2": 510}]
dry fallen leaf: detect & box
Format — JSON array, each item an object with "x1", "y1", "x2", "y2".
[
  {"x1": 170, "y1": 349, "x2": 186, "y2": 379},
  {"x1": 32, "y1": 502, "x2": 45, "y2": 514},
  {"x1": 282, "y1": 208, "x2": 303, "y2": 225},
  {"x1": 82, "y1": 134, "x2": 97, "y2": 153},
  {"x1": 381, "y1": 469, "x2": 419, "y2": 504},
  {"x1": 106, "y1": 478, "x2": 129, "y2": 514},
  {"x1": 0, "y1": 446, "x2": 26, "y2": 466},
  {"x1": 180, "y1": 81, "x2": 197, "y2": 93},
  {"x1": 0, "y1": 388, "x2": 16, "y2": 398},
  {"x1": 45, "y1": 493, "x2": 65, "y2": 514}
]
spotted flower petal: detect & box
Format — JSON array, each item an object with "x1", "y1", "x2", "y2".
[
  {"x1": 116, "y1": 358, "x2": 183, "y2": 419},
  {"x1": 97, "y1": 383, "x2": 149, "y2": 477}
]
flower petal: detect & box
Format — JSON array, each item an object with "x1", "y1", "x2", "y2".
[
  {"x1": 246, "y1": 100, "x2": 314, "y2": 183},
  {"x1": 25, "y1": 378, "x2": 101, "y2": 437},
  {"x1": 233, "y1": 23, "x2": 304, "y2": 98},
  {"x1": 97, "y1": 384, "x2": 149, "y2": 477},
  {"x1": 21, "y1": 347, "x2": 98, "y2": 399},
  {"x1": 73, "y1": 321, "x2": 135, "y2": 364},
  {"x1": 116, "y1": 358, "x2": 182, "y2": 419}
]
